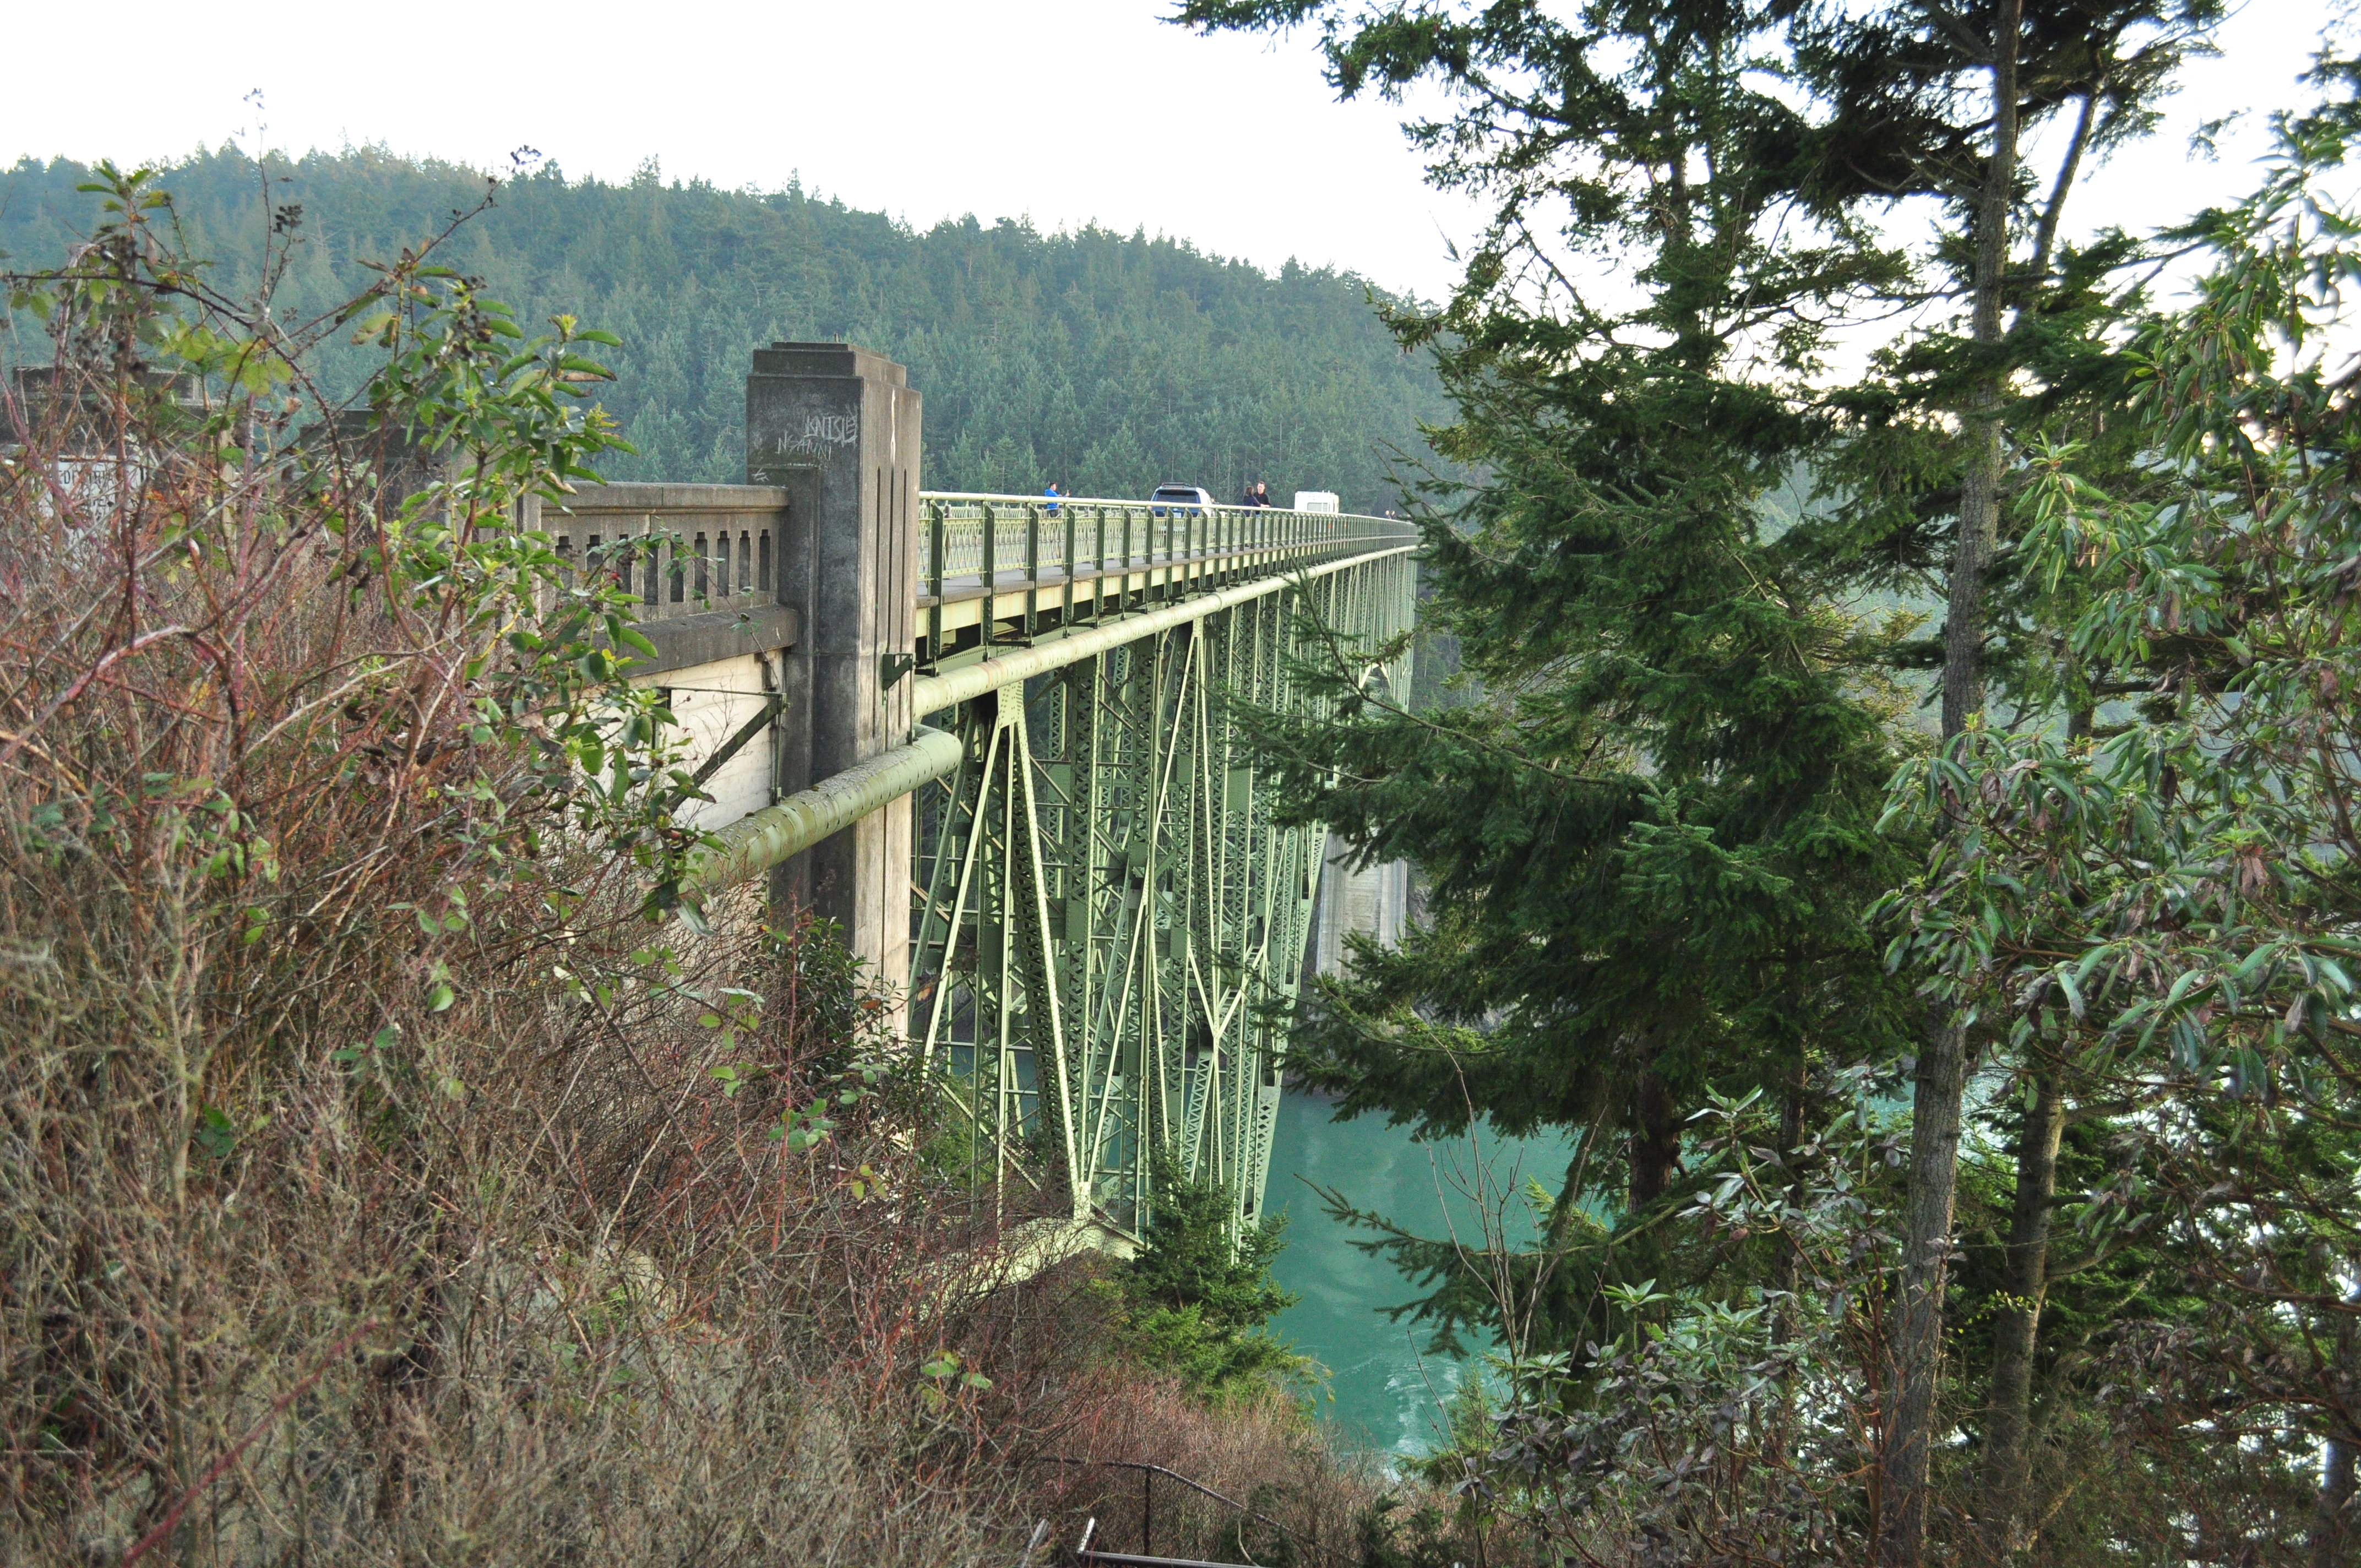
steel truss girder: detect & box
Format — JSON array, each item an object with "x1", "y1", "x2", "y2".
[{"x1": 909, "y1": 553, "x2": 1415, "y2": 1246}]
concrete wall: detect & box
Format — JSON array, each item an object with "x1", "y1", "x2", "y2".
[
  {"x1": 747, "y1": 342, "x2": 921, "y2": 1016},
  {"x1": 659, "y1": 654, "x2": 781, "y2": 831},
  {"x1": 565, "y1": 346, "x2": 922, "y2": 1021},
  {"x1": 552, "y1": 479, "x2": 797, "y2": 834},
  {"x1": 1308, "y1": 836, "x2": 1412, "y2": 977}
]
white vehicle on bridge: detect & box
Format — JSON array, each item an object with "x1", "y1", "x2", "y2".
[
  {"x1": 1293, "y1": 490, "x2": 1340, "y2": 513},
  {"x1": 1147, "y1": 483, "x2": 1214, "y2": 517}
]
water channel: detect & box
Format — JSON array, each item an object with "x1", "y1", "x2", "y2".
[{"x1": 1260, "y1": 1091, "x2": 1579, "y2": 1458}]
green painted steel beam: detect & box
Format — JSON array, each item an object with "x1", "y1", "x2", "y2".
[{"x1": 682, "y1": 724, "x2": 962, "y2": 901}]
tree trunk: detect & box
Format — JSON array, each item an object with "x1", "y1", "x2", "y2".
[
  {"x1": 1978, "y1": 1065, "x2": 2066, "y2": 1561},
  {"x1": 1629, "y1": 1064, "x2": 1682, "y2": 1210},
  {"x1": 1773, "y1": 1061, "x2": 1809, "y2": 1322},
  {"x1": 1878, "y1": 1016, "x2": 1972, "y2": 1564},
  {"x1": 2313, "y1": 1298, "x2": 2360, "y2": 1568},
  {"x1": 1766, "y1": 1063, "x2": 1811, "y2": 1470},
  {"x1": 1880, "y1": 12, "x2": 2022, "y2": 1563},
  {"x1": 1939, "y1": 0, "x2": 2021, "y2": 746}
]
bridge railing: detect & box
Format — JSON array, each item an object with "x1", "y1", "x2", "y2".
[
  {"x1": 546, "y1": 482, "x2": 789, "y2": 627},
  {"x1": 917, "y1": 492, "x2": 1415, "y2": 658},
  {"x1": 537, "y1": 486, "x2": 1413, "y2": 645}
]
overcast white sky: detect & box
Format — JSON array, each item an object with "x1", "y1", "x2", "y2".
[{"x1": 0, "y1": 1, "x2": 2348, "y2": 302}]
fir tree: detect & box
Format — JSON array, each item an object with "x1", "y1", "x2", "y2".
[
  {"x1": 0, "y1": 147, "x2": 1450, "y2": 510},
  {"x1": 1184, "y1": 2, "x2": 2227, "y2": 1559},
  {"x1": 1117, "y1": 1158, "x2": 1303, "y2": 1400},
  {"x1": 1193, "y1": 0, "x2": 1929, "y2": 1354}
]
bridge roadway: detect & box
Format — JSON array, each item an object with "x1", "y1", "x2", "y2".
[{"x1": 563, "y1": 342, "x2": 1418, "y2": 1259}]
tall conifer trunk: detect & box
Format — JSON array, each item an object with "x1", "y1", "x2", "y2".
[
  {"x1": 1880, "y1": 4, "x2": 2022, "y2": 1563},
  {"x1": 1978, "y1": 1065, "x2": 2065, "y2": 1558},
  {"x1": 1766, "y1": 1065, "x2": 1811, "y2": 1471},
  {"x1": 1630, "y1": 1065, "x2": 1682, "y2": 1210},
  {"x1": 1774, "y1": 1062, "x2": 1808, "y2": 1321},
  {"x1": 2312, "y1": 1300, "x2": 2360, "y2": 1568},
  {"x1": 1881, "y1": 1016, "x2": 1971, "y2": 1562}
]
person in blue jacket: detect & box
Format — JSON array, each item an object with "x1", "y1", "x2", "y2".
[{"x1": 1043, "y1": 482, "x2": 1062, "y2": 515}]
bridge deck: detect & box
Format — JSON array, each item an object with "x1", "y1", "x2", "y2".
[
  {"x1": 917, "y1": 540, "x2": 1353, "y2": 639},
  {"x1": 917, "y1": 493, "x2": 1410, "y2": 660}
]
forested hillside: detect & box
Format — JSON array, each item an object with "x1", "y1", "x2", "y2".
[{"x1": 0, "y1": 148, "x2": 1446, "y2": 505}]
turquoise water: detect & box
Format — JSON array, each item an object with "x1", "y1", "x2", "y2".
[{"x1": 1261, "y1": 1092, "x2": 1578, "y2": 1457}]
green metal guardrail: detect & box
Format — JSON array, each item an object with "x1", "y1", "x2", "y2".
[{"x1": 918, "y1": 492, "x2": 1413, "y2": 658}]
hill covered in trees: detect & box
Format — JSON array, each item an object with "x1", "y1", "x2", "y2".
[{"x1": 0, "y1": 148, "x2": 1445, "y2": 507}]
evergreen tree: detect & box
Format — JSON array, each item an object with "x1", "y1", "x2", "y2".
[
  {"x1": 1186, "y1": 1, "x2": 2227, "y2": 1559},
  {"x1": 1882, "y1": 62, "x2": 2361, "y2": 1561},
  {"x1": 1117, "y1": 1158, "x2": 1303, "y2": 1400},
  {"x1": 1779, "y1": 8, "x2": 2226, "y2": 1552},
  {"x1": 1192, "y1": 0, "x2": 1928, "y2": 1354}
]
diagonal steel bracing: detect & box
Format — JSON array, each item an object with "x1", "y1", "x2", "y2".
[
  {"x1": 906, "y1": 501, "x2": 1416, "y2": 1250},
  {"x1": 676, "y1": 489, "x2": 1415, "y2": 1253}
]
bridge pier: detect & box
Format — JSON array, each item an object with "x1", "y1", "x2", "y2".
[
  {"x1": 747, "y1": 344, "x2": 922, "y2": 1022},
  {"x1": 1308, "y1": 841, "x2": 1411, "y2": 979}
]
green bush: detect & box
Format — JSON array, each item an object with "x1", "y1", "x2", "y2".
[{"x1": 1115, "y1": 1158, "x2": 1307, "y2": 1401}]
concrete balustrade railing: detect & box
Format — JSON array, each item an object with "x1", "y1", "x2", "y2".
[{"x1": 552, "y1": 482, "x2": 787, "y2": 618}]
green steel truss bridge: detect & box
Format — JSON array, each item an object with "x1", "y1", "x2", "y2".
[
  {"x1": 565, "y1": 343, "x2": 1417, "y2": 1254},
  {"x1": 902, "y1": 496, "x2": 1414, "y2": 1244}
]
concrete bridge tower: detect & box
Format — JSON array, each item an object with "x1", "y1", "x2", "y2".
[{"x1": 746, "y1": 343, "x2": 922, "y2": 1021}]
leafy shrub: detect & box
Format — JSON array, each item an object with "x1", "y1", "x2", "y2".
[
  {"x1": 1113, "y1": 1156, "x2": 1307, "y2": 1402},
  {"x1": 0, "y1": 165, "x2": 996, "y2": 1566}
]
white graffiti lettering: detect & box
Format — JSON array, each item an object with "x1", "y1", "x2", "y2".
[{"x1": 803, "y1": 413, "x2": 859, "y2": 447}]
